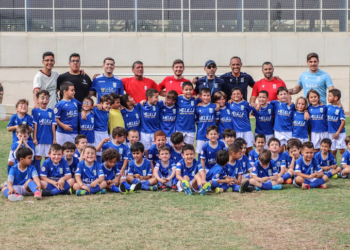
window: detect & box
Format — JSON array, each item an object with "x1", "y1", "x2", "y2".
[
  {"x1": 110, "y1": 0, "x2": 135, "y2": 8},
  {"x1": 164, "y1": 10, "x2": 189, "y2": 32},
  {"x1": 27, "y1": 0, "x2": 53, "y2": 8},
  {"x1": 0, "y1": 9, "x2": 25, "y2": 31},
  {"x1": 54, "y1": 0, "x2": 80, "y2": 8},
  {"x1": 110, "y1": 10, "x2": 135, "y2": 32},
  {"x1": 190, "y1": 0, "x2": 215, "y2": 9},
  {"x1": 322, "y1": 10, "x2": 347, "y2": 32},
  {"x1": 217, "y1": 0, "x2": 242, "y2": 9},
  {"x1": 270, "y1": 0, "x2": 294, "y2": 9},
  {"x1": 163, "y1": 0, "x2": 189, "y2": 9},
  {"x1": 296, "y1": 0, "x2": 320, "y2": 9},
  {"x1": 191, "y1": 10, "x2": 215, "y2": 32},
  {"x1": 244, "y1": 10, "x2": 268, "y2": 32},
  {"x1": 270, "y1": 10, "x2": 294, "y2": 32},
  {"x1": 296, "y1": 10, "x2": 321, "y2": 32},
  {"x1": 27, "y1": 9, "x2": 53, "y2": 32},
  {"x1": 137, "y1": 10, "x2": 162, "y2": 32},
  {"x1": 322, "y1": 0, "x2": 347, "y2": 9},
  {"x1": 138, "y1": 0, "x2": 162, "y2": 9},
  {"x1": 244, "y1": 0, "x2": 268, "y2": 9},
  {"x1": 217, "y1": 10, "x2": 242, "y2": 32},
  {"x1": 1, "y1": 0, "x2": 24, "y2": 8},
  {"x1": 82, "y1": 10, "x2": 108, "y2": 32},
  {"x1": 55, "y1": 10, "x2": 81, "y2": 32},
  {"x1": 82, "y1": 0, "x2": 108, "y2": 8}
]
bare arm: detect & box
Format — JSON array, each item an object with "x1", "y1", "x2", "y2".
[
  {"x1": 288, "y1": 84, "x2": 303, "y2": 95},
  {"x1": 33, "y1": 123, "x2": 38, "y2": 145},
  {"x1": 51, "y1": 124, "x2": 57, "y2": 144},
  {"x1": 88, "y1": 91, "x2": 95, "y2": 97},
  {"x1": 56, "y1": 117, "x2": 72, "y2": 131},
  {"x1": 40, "y1": 176, "x2": 58, "y2": 186},
  {"x1": 33, "y1": 88, "x2": 40, "y2": 108},
  {"x1": 176, "y1": 170, "x2": 183, "y2": 182},
  {"x1": 249, "y1": 96, "x2": 257, "y2": 105}
]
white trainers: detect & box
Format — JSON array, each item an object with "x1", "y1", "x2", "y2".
[{"x1": 8, "y1": 194, "x2": 23, "y2": 202}]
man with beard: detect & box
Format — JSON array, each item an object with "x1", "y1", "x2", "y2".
[{"x1": 250, "y1": 62, "x2": 286, "y2": 104}]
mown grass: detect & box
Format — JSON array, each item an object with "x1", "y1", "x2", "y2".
[{"x1": 1, "y1": 119, "x2": 350, "y2": 250}]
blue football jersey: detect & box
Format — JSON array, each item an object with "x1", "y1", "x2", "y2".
[
  {"x1": 175, "y1": 159, "x2": 203, "y2": 181},
  {"x1": 102, "y1": 141, "x2": 130, "y2": 170},
  {"x1": 224, "y1": 161, "x2": 243, "y2": 179},
  {"x1": 147, "y1": 143, "x2": 171, "y2": 166},
  {"x1": 75, "y1": 161, "x2": 104, "y2": 184},
  {"x1": 176, "y1": 96, "x2": 201, "y2": 132},
  {"x1": 90, "y1": 74, "x2": 124, "y2": 104},
  {"x1": 32, "y1": 108, "x2": 56, "y2": 144},
  {"x1": 251, "y1": 104, "x2": 274, "y2": 135},
  {"x1": 249, "y1": 149, "x2": 260, "y2": 167},
  {"x1": 128, "y1": 159, "x2": 153, "y2": 177},
  {"x1": 308, "y1": 105, "x2": 328, "y2": 133},
  {"x1": 270, "y1": 100, "x2": 294, "y2": 132},
  {"x1": 327, "y1": 105, "x2": 345, "y2": 134},
  {"x1": 137, "y1": 101, "x2": 164, "y2": 133},
  {"x1": 292, "y1": 111, "x2": 309, "y2": 139},
  {"x1": 79, "y1": 111, "x2": 95, "y2": 143},
  {"x1": 271, "y1": 153, "x2": 286, "y2": 173},
  {"x1": 216, "y1": 106, "x2": 233, "y2": 139},
  {"x1": 154, "y1": 159, "x2": 176, "y2": 178},
  {"x1": 8, "y1": 164, "x2": 38, "y2": 185},
  {"x1": 314, "y1": 151, "x2": 337, "y2": 168},
  {"x1": 206, "y1": 164, "x2": 227, "y2": 182},
  {"x1": 101, "y1": 162, "x2": 118, "y2": 181},
  {"x1": 341, "y1": 150, "x2": 350, "y2": 166},
  {"x1": 10, "y1": 140, "x2": 35, "y2": 164},
  {"x1": 74, "y1": 149, "x2": 81, "y2": 159},
  {"x1": 238, "y1": 155, "x2": 251, "y2": 174},
  {"x1": 64, "y1": 156, "x2": 79, "y2": 178},
  {"x1": 7, "y1": 113, "x2": 33, "y2": 142},
  {"x1": 252, "y1": 161, "x2": 278, "y2": 178},
  {"x1": 160, "y1": 105, "x2": 177, "y2": 137},
  {"x1": 200, "y1": 141, "x2": 226, "y2": 170},
  {"x1": 55, "y1": 98, "x2": 81, "y2": 134},
  {"x1": 170, "y1": 147, "x2": 183, "y2": 164},
  {"x1": 195, "y1": 103, "x2": 217, "y2": 140},
  {"x1": 295, "y1": 157, "x2": 322, "y2": 175},
  {"x1": 40, "y1": 158, "x2": 71, "y2": 181},
  {"x1": 92, "y1": 107, "x2": 109, "y2": 132},
  {"x1": 121, "y1": 106, "x2": 141, "y2": 133},
  {"x1": 229, "y1": 101, "x2": 252, "y2": 132}
]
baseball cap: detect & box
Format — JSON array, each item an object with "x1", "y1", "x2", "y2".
[{"x1": 205, "y1": 60, "x2": 216, "y2": 68}]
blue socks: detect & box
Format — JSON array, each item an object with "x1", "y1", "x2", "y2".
[
  {"x1": 261, "y1": 182, "x2": 272, "y2": 190},
  {"x1": 132, "y1": 178, "x2": 140, "y2": 185},
  {"x1": 35, "y1": 159, "x2": 41, "y2": 175},
  {"x1": 282, "y1": 172, "x2": 291, "y2": 181},
  {"x1": 310, "y1": 178, "x2": 325, "y2": 188},
  {"x1": 232, "y1": 184, "x2": 240, "y2": 192},
  {"x1": 326, "y1": 171, "x2": 333, "y2": 178},
  {"x1": 3, "y1": 188, "x2": 9, "y2": 197},
  {"x1": 211, "y1": 181, "x2": 220, "y2": 189},
  {"x1": 27, "y1": 181, "x2": 38, "y2": 193},
  {"x1": 110, "y1": 185, "x2": 120, "y2": 193},
  {"x1": 90, "y1": 185, "x2": 101, "y2": 194},
  {"x1": 50, "y1": 182, "x2": 70, "y2": 195},
  {"x1": 141, "y1": 180, "x2": 150, "y2": 190},
  {"x1": 122, "y1": 181, "x2": 131, "y2": 190}
]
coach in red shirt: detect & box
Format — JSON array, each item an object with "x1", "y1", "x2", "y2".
[
  {"x1": 122, "y1": 61, "x2": 160, "y2": 103},
  {"x1": 250, "y1": 61, "x2": 286, "y2": 104}
]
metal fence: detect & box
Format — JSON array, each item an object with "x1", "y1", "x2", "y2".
[{"x1": 0, "y1": 0, "x2": 350, "y2": 32}]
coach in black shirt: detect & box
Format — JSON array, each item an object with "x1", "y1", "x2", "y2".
[{"x1": 57, "y1": 53, "x2": 92, "y2": 103}]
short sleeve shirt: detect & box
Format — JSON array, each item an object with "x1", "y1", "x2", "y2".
[
  {"x1": 251, "y1": 78, "x2": 286, "y2": 101},
  {"x1": 122, "y1": 77, "x2": 160, "y2": 104},
  {"x1": 159, "y1": 76, "x2": 193, "y2": 95}
]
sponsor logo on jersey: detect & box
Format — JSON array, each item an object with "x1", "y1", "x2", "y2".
[
  {"x1": 82, "y1": 79, "x2": 87, "y2": 85},
  {"x1": 214, "y1": 83, "x2": 218, "y2": 88},
  {"x1": 262, "y1": 85, "x2": 265, "y2": 88}
]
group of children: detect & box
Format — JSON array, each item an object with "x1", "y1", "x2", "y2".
[{"x1": 2, "y1": 80, "x2": 350, "y2": 201}]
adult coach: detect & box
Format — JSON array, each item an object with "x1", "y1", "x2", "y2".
[
  {"x1": 219, "y1": 56, "x2": 255, "y2": 101},
  {"x1": 89, "y1": 57, "x2": 123, "y2": 104},
  {"x1": 159, "y1": 59, "x2": 191, "y2": 96},
  {"x1": 57, "y1": 53, "x2": 92, "y2": 103},
  {"x1": 195, "y1": 60, "x2": 224, "y2": 100},
  {"x1": 289, "y1": 53, "x2": 334, "y2": 104},
  {"x1": 122, "y1": 61, "x2": 160, "y2": 103},
  {"x1": 250, "y1": 62, "x2": 286, "y2": 104},
  {"x1": 33, "y1": 52, "x2": 59, "y2": 109}
]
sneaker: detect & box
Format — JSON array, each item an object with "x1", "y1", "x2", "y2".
[
  {"x1": 272, "y1": 184, "x2": 283, "y2": 190},
  {"x1": 96, "y1": 189, "x2": 106, "y2": 194},
  {"x1": 181, "y1": 180, "x2": 193, "y2": 196},
  {"x1": 226, "y1": 187, "x2": 233, "y2": 192},
  {"x1": 119, "y1": 183, "x2": 128, "y2": 195},
  {"x1": 34, "y1": 190, "x2": 42, "y2": 200},
  {"x1": 41, "y1": 190, "x2": 53, "y2": 196},
  {"x1": 214, "y1": 187, "x2": 224, "y2": 193},
  {"x1": 129, "y1": 182, "x2": 142, "y2": 193},
  {"x1": 160, "y1": 185, "x2": 167, "y2": 192},
  {"x1": 76, "y1": 189, "x2": 88, "y2": 196},
  {"x1": 8, "y1": 194, "x2": 23, "y2": 202},
  {"x1": 283, "y1": 178, "x2": 292, "y2": 184},
  {"x1": 246, "y1": 186, "x2": 255, "y2": 193},
  {"x1": 331, "y1": 174, "x2": 338, "y2": 179},
  {"x1": 337, "y1": 172, "x2": 342, "y2": 178},
  {"x1": 147, "y1": 185, "x2": 158, "y2": 191},
  {"x1": 199, "y1": 182, "x2": 211, "y2": 196},
  {"x1": 60, "y1": 188, "x2": 72, "y2": 195},
  {"x1": 302, "y1": 183, "x2": 310, "y2": 190},
  {"x1": 239, "y1": 180, "x2": 249, "y2": 193},
  {"x1": 171, "y1": 184, "x2": 177, "y2": 192},
  {"x1": 317, "y1": 184, "x2": 327, "y2": 189}
]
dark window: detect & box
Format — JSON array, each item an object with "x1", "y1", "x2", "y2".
[
  {"x1": 244, "y1": 0, "x2": 268, "y2": 8},
  {"x1": 322, "y1": 0, "x2": 347, "y2": 9},
  {"x1": 54, "y1": 0, "x2": 80, "y2": 8},
  {"x1": 27, "y1": 0, "x2": 53, "y2": 8},
  {"x1": 0, "y1": 9, "x2": 25, "y2": 31},
  {"x1": 270, "y1": 0, "x2": 294, "y2": 9},
  {"x1": 55, "y1": 10, "x2": 81, "y2": 32},
  {"x1": 110, "y1": 0, "x2": 135, "y2": 8},
  {"x1": 270, "y1": 10, "x2": 294, "y2": 32},
  {"x1": 137, "y1": 10, "x2": 162, "y2": 32},
  {"x1": 1, "y1": 0, "x2": 24, "y2": 8},
  {"x1": 163, "y1": 0, "x2": 189, "y2": 9},
  {"x1": 190, "y1": 0, "x2": 215, "y2": 9},
  {"x1": 322, "y1": 10, "x2": 347, "y2": 32},
  {"x1": 244, "y1": 10, "x2": 268, "y2": 32},
  {"x1": 82, "y1": 10, "x2": 108, "y2": 31},
  {"x1": 296, "y1": 0, "x2": 320, "y2": 9},
  {"x1": 217, "y1": 0, "x2": 242, "y2": 9},
  {"x1": 296, "y1": 10, "x2": 320, "y2": 31},
  {"x1": 27, "y1": 9, "x2": 53, "y2": 32},
  {"x1": 217, "y1": 10, "x2": 242, "y2": 32},
  {"x1": 82, "y1": 0, "x2": 108, "y2": 8},
  {"x1": 164, "y1": 10, "x2": 189, "y2": 32},
  {"x1": 190, "y1": 10, "x2": 215, "y2": 32},
  {"x1": 110, "y1": 10, "x2": 135, "y2": 32},
  {"x1": 138, "y1": 0, "x2": 162, "y2": 9}
]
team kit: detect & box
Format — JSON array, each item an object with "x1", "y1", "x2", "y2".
[{"x1": 2, "y1": 74, "x2": 350, "y2": 202}]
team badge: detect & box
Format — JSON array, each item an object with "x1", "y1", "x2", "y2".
[
  {"x1": 25, "y1": 174, "x2": 28, "y2": 179},
  {"x1": 241, "y1": 105, "x2": 244, "y2": 111},
  {"x1": 335, "y1": 110, "x2": 339, "y2": 115},
  {"x1": 241, "y1": 78, "x2": 244, "y2": 83},
  {"x1": 243, "y1": 162, "x2": 246, "y2": 168},
  {"x1": 180, "y1": 82, "x2": 183, "y2": 87},
  {"x1": 35, "y1": 146, "x2": 39, "y2": 153},
  {"x1": 136, "y1": 113, "x2": 139, "y2": 119},
  {"x1": 214, "y1": 83, "x2": 218, "y2": 88},
  {"x1": 48, "y1": 112, "x2": 52, "y2": 118},
  {"x1": 143, "y1": 170, "x2": 146, "y2": 176},
  {"x1": 41, "y1": 167, "x2": 46, "y2": 172},
  {"x1": 230, "y1": 79, "x2": 232, "y2": 82},
  {"x1": 76, "y1": 167, "x2": 79, "y2": 172},
  {"x1": 320, "y1": 108, "x2": 323, "y2": 113},
  {"x1": 287, "y1": 106, "x2": 290, "y2": 110},
  {"x1": 249, "y1": 156, "x2": 252, "y2": 160},
  {"x1": 216, "y1": 174, "x2": 220, "y2": 178},
  {"x1": 268, "y1": 169, "x2": 272, "y2": 176},
  {"x1": 277, "y1": 162, "x2": 281, "y2": 167},
  {"x1": 191, "y1": 101, "x2": 194, "y2": 106},
  {"x1": 173, "y1": 109, "x2": 176, "y2": 114},
  {"x1": 273, "y1": 84, "x2": 276, "y2": 89},
  {"x1": 74, "y1": 102, "x2": 77, "y2": 107},
  {"x1": 262, "y1": 85, "x2": 265, "y2": 88},
  {"x1": 252, "y1": 167, "x2": 256, "y2": 171},
  {"x1": 296, "y1": 164, "x2": 299, "y2": 170},
  {"x1": 91, "y1": 117, "x2": 94, "y2": 123},
  {"x1": 93, "y1": 170, "x2": 97, "y2": 176},
  {"x1": 227, "y1": 109, "x2": 230, "y2": 115},
  {"x1": 268, "y1": 109, "x2": 271, "y2": 114},
  {"x1": 235, "y1": 168, "x2": 238, "y2": 174},
  {"x1": 170, "y1": 81, "x2": 172, "y2": 84},
  {"x1": 113, "y1": 82, "x2": 116, "y2": 88},
  {"x1": 209, "y1": 108, "x2": 213, "y2": 113},
  {"x1": 22, "y1": 121, "x2": 27, "y2": 124},
  {"x1": 144, "y1": 86, "x2": 147, "y2": 90},
  {"x1": 155, "y1": 163, "x2": 159, "y2": 168},
  {"x1": 119, "y1": 148, "x2": 123, "y2": 154},
  {"x1": 59, "y1": 168, "x2": 63, "y2": 175},
  {"x1": 327, "y1": 160, "x2": 330, "y2": 165},
  {"x1": 310, "y1": 167, "x2": 313, "y2": 173},
  {"x1": 192, "y1": 171, "x2": 195, "y2": 176},
  {"x1": 152, "y1": 106, "x2": 156, "y2": 111}
]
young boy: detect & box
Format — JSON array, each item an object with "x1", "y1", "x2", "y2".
[
  {"x1": 195, "y1": 88, "x2": 218, "y2": 153},
  {"x1": 251, "y1": 90, "x2": 274, "y2": 146},
  {"x1": 79, "y1": 97, "x2": 95, "y2": 145},
  {"x1": 93, "y1": 94, "x2": 113, "y2": 162},
  {"x1": 294, "y1": 142, "x2": 328, "y2": 189},
  {"x1": 249, "y1": 134, "x2": 266, "y2": 167},
  {"x1": 154, "y1": 146, "x2": 177, "y2": 191},
  {"x1": 222, "y1": 129, "x2": 236, "y2": 150},
  {"x1": 170, "y1": 132, "x2": 184, "y2": 164},
  {"x1": 32, "y1": 90, "x2": 56, "y2": 171},
  {"x1": 147, "y1": 131, "x2": 171, "y2": 171},
  {"x1": 74, "y1": 134, "x2": 88, "y2": 161},
  {"x1": 327, "y1": 89, "x2": 346, "y2": 159},
  {"x1": 160, "y1": 90, "x2": 178, "y2": 145},
  {"x1": 108, "y1": 93, "x2": 125, "y2": 136},
  {"x1": 267, "y1": 138, "x2": 289, "y2": 185},
  {"x1": 40, "y1": 144, "x2": 73, "y2": 196},
  {"x1": 127, "y1": 142, "x2": 158, "y2": 191},
  {"x1": 229, "y1": 87, "x2": 254, "y2": 154},
  {"x1": 137, "y1": 88, "x2": 164, "y2": 152},
  {"x1": 7, "y1": 99, "x2": 33, "y2": 143},
  {"x1": 62, "y1": 142, "x2": 79, "y2": 179},
  {"x1": 281, "y1": 140, "x2": 301, "y2": 184},
  {"x1": 1, "y1": 147, "x2": 42, "y2": 201},
  {"x1": 55, "y1": 81, "x2": 81, "y2": 145},
  {"x1": 249, "y1": 149, "x2": 283, "y2": 191},
  {"x1": 176, "y1": 82, "x2": 201, "y2": 145},
  {"x1": 120, "y1": 94, "x2": 141, "y2": 137},
  {"x1": 73, "y1": 146, "x2": 107, "y2": 196},
  {"x1": 340, "y1": 136, "x2": 350, "y2": 178},
  {"x1": 315, "y1": 138, "x2": 341, "y2": 179},
  {"x1": 127, "y1": 129, "x2": 140, "y2": 147},
  {"x1": 200, "y1": 125, "x2": 226, "y2": 172},
  {"x1": 233, "y1": 138, "x2": 251, "y2": 180},
  {"x1": 175, "y1": 144, "x2": 208, "y2": 195}
]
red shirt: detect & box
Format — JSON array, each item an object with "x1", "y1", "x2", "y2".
[
  {"x1": 122, "y1": 77, "x2": 160, "y2": 103},
  {"x1": 251, "y1": 77, "x2": 286, "y2": 101},
  {"x1": 159, "y1": 76, "x2": 194, "y2": 95}
]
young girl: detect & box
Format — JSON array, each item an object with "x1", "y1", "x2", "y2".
[
  {"x1": 292, "y1": 97, "x2": 309, "y2": 143},
  {"x1": 213, "y1": 91, "x2": 232, "y2": 142},
  {"x1": 79, "y1": 97, "x2": 95, "y2": 146},
  {"x1": 307, "y1": 89, "x2": 328, "y2": 152}
]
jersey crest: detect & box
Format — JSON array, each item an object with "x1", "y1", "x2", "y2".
[
  {"x1": 113, "y1": 82, "x2": 116, "y2": 88},
  {"x1": 91, "y1": 117, "x2": 94, "y2": 123},
  {"x1": 241, "y1": 78, "x2": 244, "y2": 83},
  {"x1": 273, "y1": 84, "x2": 276, "y2": 89}
]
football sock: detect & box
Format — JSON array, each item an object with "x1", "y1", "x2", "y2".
[
  {"x1": 282, "y1": 172, "x2": 291, "y2": 181},
  {"x1": 122, "y1": 181, "x2": 131, "y2": 190},
  {"x1": 141, "y1": 180, "x2": 150, "y2": 190},
  {"x1": 211, "y1": 181, "x2": 220, "y2": 189},
  {"x1": 198, "y1": 184, "x2": 202, "y2": 190},
  {"x1": 3, "y1": 189, "x2": 9, "y2": 197},
  {"x1": 89, "y1": 185, "x2": 101, "y2": 194},
  {"x1": 221, "y1": 183, "x2": 230, "y2": 191},
  {"x1": 27, "y1": 181, "x2": 38, "y2": 193},
  {"x1": 110, "y1": 185, "x2": 120, "y2": 193},
  {"x1": 51, "y1": 182, "x2": 70, "y2": 195},
  {"x1": 232, "y1": 184, "x2": 240, "y2": 192},
  {"x1": 261, "y1": 182, "x2": 272, "y2": 190},
  {"x1": 310, "y1": 178, "x2": 325, "y2": 188},
  {"x1": 45, "y1": 183, "x2": 55, "y2": 191},
  {"x1": 326, "y1": 171, "x2": 333, "y2": 178},
  {"x1": 132, "y1": 178, "x2": 140, "y2": 184},
  {"x1": 35, "y1": 159, "x2": 41, "y2": 175}
]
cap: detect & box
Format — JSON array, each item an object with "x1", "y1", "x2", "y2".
[{"x1": 205, "y1": 60, "x2": 216, "y2": 68}]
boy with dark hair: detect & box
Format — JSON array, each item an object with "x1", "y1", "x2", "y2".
[
  {"x1": 282, "y1": 139, "x2": 302, "y2": 168},
  {"x1": 267, "y1": 138, "x2": 288, "y2": 184},
  {"x1": 108, "y1": 93, "x2": 125, "y2": 135},
  {"x1": 222, "y1": 129, "x2": 236, "y2": 150},
  {"x1": 1, "y1": 147, "x2": 42, "y2": 201},
  {"x1": 55, "y1": 81, "x2": 82, "y2": 145},
  {"x1": 341, "y1": 136, "x2": 350, "y2": 178},
  {"x1": 147, "y1": 130, "x2": 171, "y2": 171},
  {"x1": 120, "y1": 94, "x2": 141, "y2": 137},
  {"x1": 315, "y1": 138, "x2": 341, "y2": 179},
  {"x1": 249, "y1": 134, "x2": 266, "y2": 167},
  {"x1": 161, "y1": 90, "x2": 178, "y2": 145},
  {"x1": 294, "y1": 142, "x2": 329, "y2": 189},
  {"x1": 62, "y1": 142, "x2": 79, "y2": 179},
  {"x1": 170, "y1": 132, "x2": 184, "y2": 164},
  {"x1": 249, "y1": 149, "x2": 283, "y2": 191},
  {"x1": 74, "y1": 134, "x2": 88, "y2": 160},
  {"x1": 154, "y1": 146, "x2": 177, "y2": 191},
  {"x1": 79, "y1": 96, "x2": 95, "y2": 145},
  {"x1": 234, "y1": 138, "x2": 251, "y2": 180},
  {"x1": 40, "y1": 144, "x2": 73, "y2": 196}
]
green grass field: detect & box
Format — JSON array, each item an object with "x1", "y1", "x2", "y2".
[{"x1": 1, "y1": 119, "x2": 350, "y2": 250}]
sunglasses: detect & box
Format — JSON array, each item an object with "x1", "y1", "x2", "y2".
[{"x1": 207, "y1": 65, "x2": 216, "y2": 69}]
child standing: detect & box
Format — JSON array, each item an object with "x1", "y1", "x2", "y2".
[
  {"x1": 79, "y1": 97, "x2": 95, "y2": 145},
  {"x1": 170, "y1": 132, "x2": 184, "y2": 164},
  {"x1": 212, "y1": 91, "x2": 232, "y2": 142},
  {"x1": 108, "y1": 93, "x2": 125, "y2": 135},
  {"x1": 160, "y1": 90, "x2": 178, "y2": 145},
  {"x1": 292, "y1": 97, "x2": 309, "y2": 143},
  {"x1": 120, "y1": 94, "x2": 141, "y2": 137}
]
